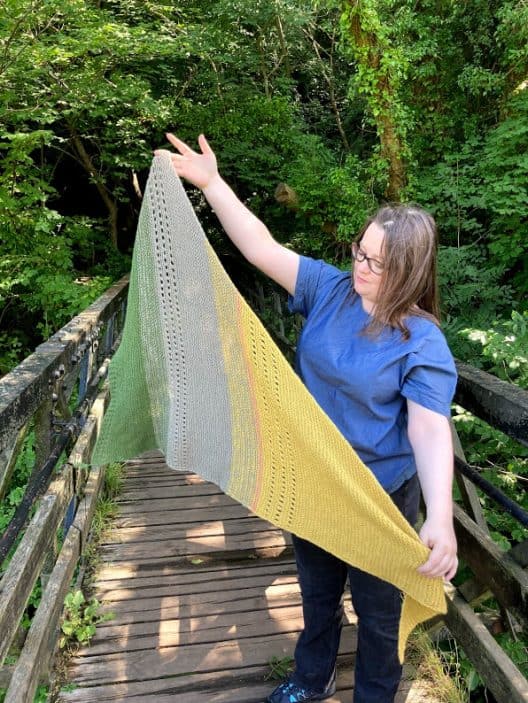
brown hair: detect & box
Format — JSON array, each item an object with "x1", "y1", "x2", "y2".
[{"x1": 356, "y1": 204, "x2": 440, "y2": 339}]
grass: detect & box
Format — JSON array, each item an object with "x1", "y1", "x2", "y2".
[
  {"x1": 47, "y1": 461, "x2": 124, "y2": 700},
  {"x1": 406, "y1": 627, "x2": 469, "y2": 703}
]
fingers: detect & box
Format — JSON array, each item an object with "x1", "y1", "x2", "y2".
[
  {"x1": 418, "y1": 547, "x2": 458, "y2": 580},
  {"x1": 166, "y1": 132, "x2": 194, "y2": 155},
  {"x1": 198, "y1": 133, "x2": 213, "y2": 154}
]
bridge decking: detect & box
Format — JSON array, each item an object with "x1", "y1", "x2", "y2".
[{"x1": 59, "y1": 452, "x2": 440, "y2": 703}]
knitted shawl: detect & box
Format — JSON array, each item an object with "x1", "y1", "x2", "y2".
[{"x1": 92, "y1": 153, "x2": 446, "y2": 661}]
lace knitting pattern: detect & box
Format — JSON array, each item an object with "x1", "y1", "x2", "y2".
[{"x1": 93, "y1": 154, "x2": 447, "y2": 661}]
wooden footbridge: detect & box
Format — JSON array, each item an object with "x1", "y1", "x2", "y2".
[
  {"x1": 54, "y1": 450, "x2": 428, "y2": 703},
  {"x1": 1, "y1": 276, "x2": 528, "y2": 702}
]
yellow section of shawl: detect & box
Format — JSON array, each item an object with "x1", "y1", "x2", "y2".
[{"x1": 234, "y1": 292, "x2": 446, "y2": 662}]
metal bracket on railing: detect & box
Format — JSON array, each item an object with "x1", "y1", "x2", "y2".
[
  {"x1": 74, "y1": 324, "x2": 104, "y2": 402},
  {"x1": 49, "y1": 364, "x2": 72, "y2": 432}
]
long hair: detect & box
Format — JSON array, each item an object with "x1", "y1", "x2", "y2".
[{"x1": 356, "y1": 204, "x2": 440, "y2": 339}]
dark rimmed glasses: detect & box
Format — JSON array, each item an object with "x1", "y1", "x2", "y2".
[{"x1": 351, "y1": 242, "x2": 385, "y2": 275}]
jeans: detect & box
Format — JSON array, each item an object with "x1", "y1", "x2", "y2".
[{"x1": 291, "y1": 474, "x2": 421, "y2": 703}]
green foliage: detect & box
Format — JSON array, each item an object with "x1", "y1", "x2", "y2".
[
  {"x1": 284, "y1": 138, "x2": 377, "y2": 259},
  {"x1": 438, "y1": 637, "x2": 483, "y2": 699},
  {"x1": 482, "y1": 93, "x2": 528, "y2": 291},
  {"x1": 265, "y1": 655, "x2": 295, "y2": 681},
  {"x1": 59, "y1": 590, "x2": 113, "y2": 649},
  {"x1": 460, "y1": 310, "x2": 528, "y2": 386},
  {"x1": 0, "y1": 430, "x2": 35, "y2": 537},
  {"x1": 437, "y1": 244, "x2": 515, "y2": 358},
  {"x1": 0, "y1": 685, "x2": 48, "y2": 703},
  {"x1": 495, "y1": 632, "x2": 528, "y2": 677},
  {"x1": 103, "y1": 462, "x2": 125, "y2": 500}
]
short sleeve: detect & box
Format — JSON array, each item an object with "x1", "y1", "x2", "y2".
[
  {"x1": 288, "y1": 256, "x2": 346, "y2": 318},
  {"x1": 401, "y1": 328, "x2": 458, "y2": 417}
]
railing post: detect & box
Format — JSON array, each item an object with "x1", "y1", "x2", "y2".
[
  {"x1": 34, "y1": 400, "x2": 58, "y2": 592},
  {"x1": 0, "y1": 425, "x2": 28, "y2": 503},
  {"x1": 451, "y1": 423, "x2": 488, "y2": 531}
]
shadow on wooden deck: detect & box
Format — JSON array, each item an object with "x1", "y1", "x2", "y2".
[{"x1": 58, "y1": 452, "x2": 440, "y2": 703}]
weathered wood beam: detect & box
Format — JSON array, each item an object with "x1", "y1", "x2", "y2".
[
  {"x1": 455, "y1": 361, "x2": 528, "y2": 447},
  {"x1": 0, "y1": 276, "x2": 128, "y2": 454},
  {"x1": 0, "y1": 424, "x2": 28, "y2": 502},
  {"x1": 451, "y1": 421, "x2": 488, "y2": 530},
  {"x1": 454, "y1": 503, "x2": 528, "y2": 628},
  {"x1": 0, "y1": 467, "x2": 75, "y2": 664},
  {"x1": 444, "y1": 585, "x2": 528, "y2": 703},
  {"x1": 0, "y1": 386, "x2": 108, "y2": 695},
  {"x1": 4, "y1": 462, "x2": 105, "y2": 703}
]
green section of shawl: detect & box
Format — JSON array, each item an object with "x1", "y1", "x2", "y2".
[{"x1": 92, "y1": 201, "x2": 166, "y2": 465}]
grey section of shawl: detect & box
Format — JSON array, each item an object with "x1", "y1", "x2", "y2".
[{"x1": 146, "y1": 155, "x2": 233, "y2": 485}]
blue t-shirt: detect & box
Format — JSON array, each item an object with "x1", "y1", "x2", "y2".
[{"x1": 288, "y1": 256, "x2": 457, "y2": 493}]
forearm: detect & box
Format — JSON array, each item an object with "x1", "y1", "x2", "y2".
[
  {"x1": 203, "y1": 174, "x2": 276, "y2": 266},
  {"x1": 162, "y1": 134, "x2": 299, "y2": 293},
  {"x1": 202, "y1": 174, "x2": 299, "y2": 294},
  {"x1": 407, "y1": 403, "x2": 458, "y2": 578},
  {"x1": 411, "y1": 420, "x2": 454, "y2": 523}
]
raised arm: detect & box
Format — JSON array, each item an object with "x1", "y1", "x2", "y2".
[
  {"x1": 158, "y1": 133, "x2": 299, "y2": 296},
  {"x1": 407, "y1": 399, "x2": 458, "y2": 580}
]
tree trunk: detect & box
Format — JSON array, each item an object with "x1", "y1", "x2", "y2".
[
  {"x1": 345, "y1": 1, "x2": 407, "y2": 200},
  {"x1": 68, "y1": 126, "x2": 119, "y2": 248}
]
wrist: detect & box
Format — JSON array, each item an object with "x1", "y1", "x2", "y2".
[{"x1": 202, "y1": 172, "x2": 223, "y2": 196}]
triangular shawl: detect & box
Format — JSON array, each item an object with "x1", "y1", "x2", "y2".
[{"x1": 93, "y1": 153, "x2": 447, "y2": 661}]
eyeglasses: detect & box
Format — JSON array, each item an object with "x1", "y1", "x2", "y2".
[{"x1": 351, "y1": 242, "x2": 385, "y2": 275}]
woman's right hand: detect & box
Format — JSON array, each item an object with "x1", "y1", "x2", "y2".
[{"x1": 156, "y1": 133, "x2": 219, "y2": 191}]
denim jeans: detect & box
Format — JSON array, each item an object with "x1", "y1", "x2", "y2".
[{"x1": 291, "y1": 474, "x2": 421, "y2": 703}]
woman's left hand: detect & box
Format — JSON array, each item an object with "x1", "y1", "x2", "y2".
[{"x1": 417, "y1": 517, "x2": 458, "y2": 580}]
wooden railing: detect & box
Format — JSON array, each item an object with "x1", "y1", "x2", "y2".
[
  {"x1": 242, "y1": 274, "x2": 528, "y2": 703},
  {"x1": 0, "y1": 276, "x2": 129, "y2": 703}
]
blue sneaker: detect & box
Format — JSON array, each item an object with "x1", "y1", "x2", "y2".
[{"x1": 266, "y1": 669, "x2": 336, "y2": 703}]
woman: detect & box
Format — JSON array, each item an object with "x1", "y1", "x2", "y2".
[{"x1": 158, "y1": 133, "x2": 458, "y2": 703}]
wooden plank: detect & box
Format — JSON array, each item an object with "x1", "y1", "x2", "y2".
[
  {"x1": 87, "y1": 599, "x2": 357, "y2": 654},
  {"x1": 454, "y1": 503, "x2": 528, "y2": 628},
  {"x1": 4, "y1": 458, "x2": 106, "y2": 703},
  {"x1": 115, "y1": 493, "x2": 241, "y2": 516},
  {"x1": 70, "y1": 405, "x2": 108, "y2": 468},
  {"x1": 93, "y1": 554, "x2": 296, "y2": 582},
  {"x1": 99, "y1": 591, "x2": 305, "y2": 628},
  {"x1": 93, "y1": 542, "x2": 293, "y2": 575},
  {"x1": 98, "y1": 529, "x2": 290, "y2": 561},
  {"x1": 455, "y1": 361, "x2": 528, "y2": 447},
  {"x1": 81, "y1": 606, "x2": 311, "y2": 656},
  {"x1": 98, "y1": 580, "x2": 303, "y2": 618},
  {"x1": 106, "y1": 517, "x2": 277, "y2": 544},
  {"x1": 121, "y1": 475, "x2": 207, "y2": 489},
  {"x1": 66, "y1": 628, "x2": 358, "y2": 687},
  {"x1": 118, "y1": 483, "x2": 225, "y2": 501},
  {"x1": 56, "y1": 659, "x2": 357, "y2": 703},
  {"x1": 112, "y1": 504, "x2": 256, "y2": 528},
  {"x1": 445, "y1": 585, "x2": 528, "y2": 703},
  {"x1": 96, "y1": 587, "x2": 302, "y2": 620},
  {"x1": 96, "y1": 570, "x2": 298, "y2": 602},
  {"x1": 57, "y1": 662, "x2": 437, "y2": 703},
  {"x1": 0, "y1": 665, "x2": 14, "y2": 688},
  {"x1": 96, "y1": 599, "x2": 350, "y2": 641},
  {"x1": 0, "y1": 466, "x2": 74, "y2": 663},
  {"x1": 94, "y1": 561, "x2": 297, "y2": 595},
  {"x1": 5, "y1": 529, "x2": 81, "y2": 703}
]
